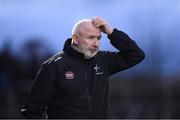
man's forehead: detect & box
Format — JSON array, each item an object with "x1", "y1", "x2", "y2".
[{"x1": 81, "y1": 22, "x2": 101, "y2": 35}]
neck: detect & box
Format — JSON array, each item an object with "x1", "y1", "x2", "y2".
[
  {"x1": 70, "y1": 44, "x2": 92, "y2": 59},
  {"x1": 71, "y1": 44, "x2": 81, "y2": 54}
]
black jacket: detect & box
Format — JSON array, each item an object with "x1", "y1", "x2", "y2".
[{"x1": 21, "y1": 28, "x2": 145, "y2": 118}]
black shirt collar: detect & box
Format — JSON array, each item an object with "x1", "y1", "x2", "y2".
[{"x1": 63, "y1": 38, "x2": 85, "y2": 59}]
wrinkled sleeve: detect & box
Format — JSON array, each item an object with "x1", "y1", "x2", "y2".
[{"x1": 106, "y1": 28, "x2": 145, "y2": 75}]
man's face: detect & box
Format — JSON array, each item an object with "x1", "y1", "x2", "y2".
[{"x1": 77, "y1": 23, "x2": 101, "y2": 59}]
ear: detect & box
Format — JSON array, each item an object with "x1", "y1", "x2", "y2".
[{"x1": 72, "y1": 34, "x2": 79, "y2": 45}]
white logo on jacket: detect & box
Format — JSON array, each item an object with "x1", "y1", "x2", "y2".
[{"x1": 94, "y1": 64, "x2": 103, "y2": 75}]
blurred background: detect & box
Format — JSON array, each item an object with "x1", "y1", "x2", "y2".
[{"x1": 0, "y1": 0, "x2": 180, "y2": 118}]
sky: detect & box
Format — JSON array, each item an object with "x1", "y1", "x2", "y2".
[{"x1": 0, "y1": 0, "x2": 180, "y2": 76}]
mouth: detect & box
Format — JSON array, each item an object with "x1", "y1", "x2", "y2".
[{"x1": 89, "y1": 49, "x2": 98, "y2": 53}]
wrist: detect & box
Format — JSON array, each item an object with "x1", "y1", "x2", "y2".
[{"x1": 106, "y1": 28, "x2": 113, "y2": 35}]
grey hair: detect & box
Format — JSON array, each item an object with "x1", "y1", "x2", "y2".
[{"x1": 72, "y1": 19, "x2": 91, "y2": 35}]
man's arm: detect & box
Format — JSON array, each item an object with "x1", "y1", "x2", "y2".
[
  {"x1": 21, "y1": 63, "x2": 55, "y2": 118},
  {"x1": 92, "y1": 16, "x2": 145, "y2": 74},
  {"x1": 106, "y1": 28, "x2": 145, "y2": 74}
]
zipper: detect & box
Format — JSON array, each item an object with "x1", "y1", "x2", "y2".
[{"x1": 84, "y1": 63, "x2": 92, "y2": 117}]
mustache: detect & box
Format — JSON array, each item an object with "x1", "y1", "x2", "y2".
[{"x1": 89, "y1": 48, "x2": 99, "y2": 51}]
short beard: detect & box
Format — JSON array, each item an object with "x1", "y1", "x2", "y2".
[
  {"x1": 84, "y1": 50, "x2": 98, "y2": 59},
  {"x1": 71, "y1": 45, "x2": 98, "y2": 59}
]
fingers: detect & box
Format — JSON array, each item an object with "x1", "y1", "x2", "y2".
[
  {"x1": 92, "y1": 17, "x2": 105, "y2": 28},
  {"x1": 91, "y1": 16, "x2": 113, "y2": 35}
]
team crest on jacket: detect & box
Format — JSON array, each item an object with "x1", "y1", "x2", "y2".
[{"x1": 65, "y1": 71, "x2": 74, "y2": 80}]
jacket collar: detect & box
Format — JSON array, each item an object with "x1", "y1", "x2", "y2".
[{"x1": 63, "y1": 38, "x2": 85, "y2": 59}]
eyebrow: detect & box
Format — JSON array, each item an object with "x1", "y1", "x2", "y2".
[{"x1": 88, "y1": 34, "x2": 102, "y2": 38}]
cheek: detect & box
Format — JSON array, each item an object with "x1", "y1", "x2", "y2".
[
  {"x1": 81, "y1": 39, "x2": 91, "y2": 47},
  {"x1": 78, "y1": 40, "x2": 89, "y2": 49},
  {"x1": 81, "y1": 40, "x2": 88, "y2": 45}
]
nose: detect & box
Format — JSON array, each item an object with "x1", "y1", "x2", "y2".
[{"x1": 92, "y1": 39, "x2": 99, "y2": 48}]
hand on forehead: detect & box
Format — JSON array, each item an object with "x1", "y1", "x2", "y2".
[
  {"x1": 91, "y1": 17, "x2": 104, "y2": 27},
  {"x1": 81, "y1": 21, "x2": 101, "y2": 33}
]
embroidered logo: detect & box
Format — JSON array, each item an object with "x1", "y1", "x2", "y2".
[
  {"x1": 94, "y1": 64, "x2": 103, "y2": 75},
  {"x1": 65, "y1": 71, "x2": 74, "y2": 80}
]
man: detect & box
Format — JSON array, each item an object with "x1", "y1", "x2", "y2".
[{"x1": 21, "y1": 16, "x2": 145, "y2": 118}]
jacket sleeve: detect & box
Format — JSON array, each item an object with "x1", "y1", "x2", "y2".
[
  {"x1": 21, "y1": 63, "x2": 56, "y2": 118},
  {"x1": 106, "y1": 28, "x2": 145, "y2": 75}
]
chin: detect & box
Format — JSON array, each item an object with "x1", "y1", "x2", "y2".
[{"x1": 84, "y1": 51, "x2": 98, "y2": 59}]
